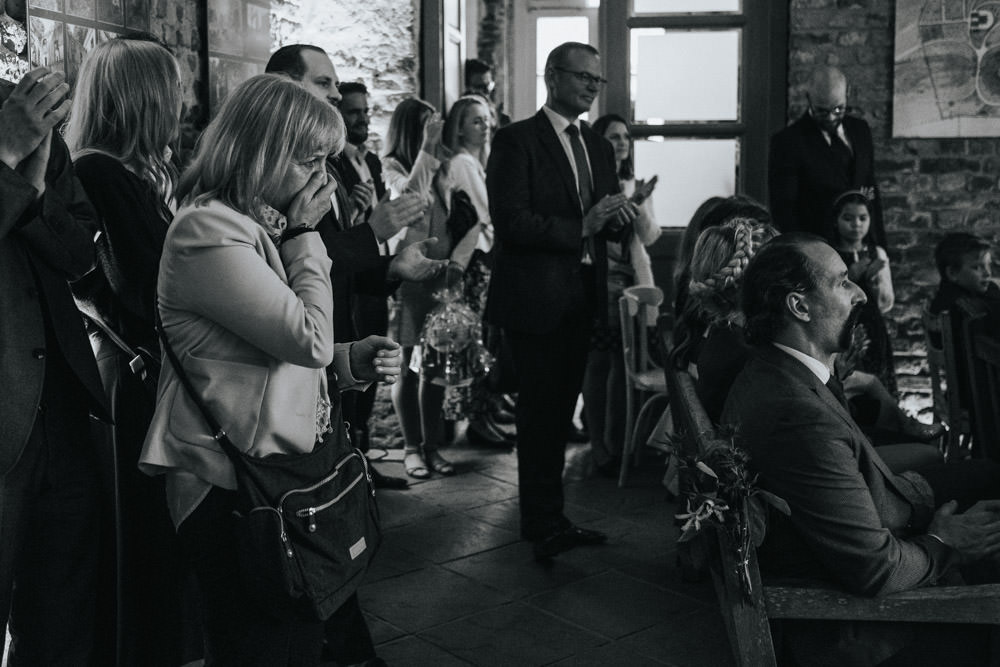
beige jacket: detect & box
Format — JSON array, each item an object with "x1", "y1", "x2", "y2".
[{"x1": 140, "y1": 200, "x2": 361, "y2": 526}]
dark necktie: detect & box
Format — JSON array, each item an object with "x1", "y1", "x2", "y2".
[
  {"x1": 565, "y1": 124, "x2": 593, "y2": 213},
  {"x1": 826, "y1": 374, "x2": 848, "y2": 409},
  {"x1": 829, "y1": 132, "x2": 854, "y2": 177}
]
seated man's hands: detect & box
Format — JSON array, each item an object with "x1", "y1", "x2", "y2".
[
  {"x1": 927, "y1": 500, "x2": 1000, "y2": 564},
  {"x1": 349, "y1": 336, "x2": 402, "y2": 384},
  {"x1": 582, "y1": 193, "x2": 638, "y2": 237},
  {"x1": 387, "y1": 237, "x2": 448, "y2": 282},
  {"x1": 367, "y1": 192, "x2": 426, "y2": 241},
  {"x1": 286, "y1": 171, "x2": 335, "y2": 229}
]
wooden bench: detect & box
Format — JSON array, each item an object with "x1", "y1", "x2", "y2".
[{"x1": 666, "y1": 362, "x2": 1000, "y2": 667}]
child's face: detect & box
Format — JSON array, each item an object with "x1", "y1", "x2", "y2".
[
  {"x1": 837, "y1": 203, "x2": 870, "y2": 245},
  {"x1": 948, "y1": 250, "x2": 993, "y2": 294}
]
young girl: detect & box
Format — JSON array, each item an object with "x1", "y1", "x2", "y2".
[{"x1": 831, "y1": 189, "x2": 897, "y2": 395}]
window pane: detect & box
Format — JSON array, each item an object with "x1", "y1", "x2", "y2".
[
  {"x1": 632, "y1": 29, "x2": 739, "y2": 122},
  {"x1": 634, "y1": 0, "x2": 740, "y2": 13},
  {"x1": 634, "y1": 138, "x2": 737, "y2": 227},
  {"x1": 536, "y1": 16, "x2": 590, "y2": 111}
]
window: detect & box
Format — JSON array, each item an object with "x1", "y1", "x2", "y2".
[{"x1": 601, "y1": 2, "x2": 787, "y2": 227}]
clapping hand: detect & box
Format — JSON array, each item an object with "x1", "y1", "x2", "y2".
[
  {"x1": 422, "y1": 113, "x2": 450, "y2": 161},
  {"x1": 387, "y1": 237, "x2": 448, "y2": 282},
  {"x1": 0, "y1": 68, "x2": 71, "y2": 195},
  {"x1": 367, "y1": 191, "x2": 426, "y2": 241},
  {"x1": 349, "y1": 336, "x2": 402, "y2": 384},
  {"x1": 583, "y1": 193, "x2": 638, "y2": 236},
  {"x1": 631, "y1": 175, "x2": 658, "y2": 205},
  {"x1": 349, "y1": 180, "x2": 376, "y2": 218}
]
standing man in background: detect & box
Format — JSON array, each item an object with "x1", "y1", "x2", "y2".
[
  {"x1": 485, "y1": 42, "x2": 638, "y2": 561},
  {"x1": 768, "y1": 65, "x2": 886, "y2": 248}
]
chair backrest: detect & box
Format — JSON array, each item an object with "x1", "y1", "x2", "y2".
[
  {"x1": 619, "y1": 285, "x2": 664, "y2": 383},
  {"x1": 920, "y1": 306, "x2": 948, "y2": 425},
  {"x1": 957, "y1": 296, "x2": 1000, "y2": 461}
]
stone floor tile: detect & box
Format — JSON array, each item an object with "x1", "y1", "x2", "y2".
[
  {"x1": 616, "y1": 608, "x2": 735, "y2": 667},
  {"x1": 404, "y1": 471, "x2": 520, "y2": 512},
  {"x1": 461, "y1": 497, "x2": 520, "y2": 532},
  {"x1": 548, "y1": 643, "x2": 672, "y2": 665},
  {"x1": 364, "y1": 541, "x2": 432, "y2": 584},
  {"x1": 372, "y1": 488, "x2": 449, "y2": 530},
  {"x1": 386, "y1": 511, "x2": 520, "y2": 563},
  {"x1": 374, "y1": 635, "x2": 473, "y2": 666},
  {"x1": 526, "y1": 570, "x2": 706, "y2": 639},
  {"x1": 362, "y1": 564, "x2": 513, "y2": 632},
  {"x1": 419, "y1": 601, "x2": 607, "y2": 666},
  {"x1": 441, "y1": 541, "x2": 607, "y2": 599}
]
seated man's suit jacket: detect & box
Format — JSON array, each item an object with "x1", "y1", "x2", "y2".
[
  {"x1": 485, "y1": 110, "x2": 620, "y2": 334},
  {"x1": 768, "y1": 113, "x2": 886, "y2": 248},
  {"x1": 721, "y1": 344, "x2": 955, "y2": 665}
]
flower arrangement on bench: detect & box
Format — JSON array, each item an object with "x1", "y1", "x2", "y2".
[{"x1": 675, "y1": 431, "x2": 789, "y2": 601}]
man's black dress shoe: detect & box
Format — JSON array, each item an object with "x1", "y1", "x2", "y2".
[
  {"x1": 533, "y1": 525, "x2": 607, "y2": 561},
  {"x1": 367, "y1": 462, "x2": 408, "y2": 490}
]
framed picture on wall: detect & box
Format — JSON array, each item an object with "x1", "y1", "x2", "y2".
[{"x1": 893, "y1": 0, "x2": 1000, "y2": 137}]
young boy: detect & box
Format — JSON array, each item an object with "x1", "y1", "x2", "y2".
[
  {"x1": 930, "y1": 232, "x2": 1000, "y2": 316},
  {"x1": 929, "y1": 232, "x2": 1000, "y2": 408}
]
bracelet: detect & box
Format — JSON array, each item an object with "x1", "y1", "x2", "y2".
[
  {"x1": 926, "y1": 532, "x2": 949, "y2": 547},
  {"x1": 281, "y1": 226, "x2": 317, "y2": 243}
]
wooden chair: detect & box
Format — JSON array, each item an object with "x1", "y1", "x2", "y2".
[
  {"x1": 667, "y1": 362, "x2": 1000, "y2": 667},
  {"x1": 958, "y1": 297, "x2": 1000, "y2": 462},
  {"x1": 922, "y1": 306, "x2": 973, "y2": 458},
  {"x1": 617, "y1": 285, "x2": 667, "y2": 487}
]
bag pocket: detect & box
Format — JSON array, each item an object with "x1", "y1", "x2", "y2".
[{"x1": 232, "y1": 505, "x2": 308, "y2": 619}]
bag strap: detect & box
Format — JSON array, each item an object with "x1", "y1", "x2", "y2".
[
  {"x1": 78, "y1": 304, "x2": 158, "y2": 381},
  {"x1": 154, "y1": 305, "x2": 247, "y2": 467}
]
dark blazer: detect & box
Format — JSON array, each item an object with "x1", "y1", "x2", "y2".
[
  {"x1": 485, "y1": 110, "x2": 620, "y2": 334},
  {"x1": 0, "y1": 116, "x2": 109, "y2": 474},
  {"x1": 768, "y1": 113, "x2": 886, "y2": 248},
  {"x1": 721, "y1": 345, "x2": 954, "y2": 665}
]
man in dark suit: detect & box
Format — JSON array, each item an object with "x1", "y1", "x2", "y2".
[
  {"x1": 0, "y1": 66, "x2": 111, "y2": 663},
  {"x1": 486, "y1": 42, "x2": 639, "y2": 561},
  {"x1": 722, "y1": 233, "x2": 1000, "y2": 665},
  {"x1": 330, "y1": 81, "x2": 393, "y2": 462},
  {"x1": 768, "y1": 66, "x2": 886, "y2": 248}
]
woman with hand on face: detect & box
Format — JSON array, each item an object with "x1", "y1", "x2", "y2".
[
  {"x1": 140, "y1": 74, "x2": 401, "y2": 666},
  {"x1": 583, "y1": 114, "x2": 661, "y2": 477}
]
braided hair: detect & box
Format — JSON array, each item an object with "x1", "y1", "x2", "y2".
[{"x1": 688, "y1": 217, "x2": 779, "y2": 327}]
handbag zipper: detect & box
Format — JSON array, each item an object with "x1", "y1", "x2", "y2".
[
  {"x1": 293, "y1": 471, "x2": 364, "y2": 532},
  {"x1": 248, "y1": 506, "x2": 295, "y2": 558}
]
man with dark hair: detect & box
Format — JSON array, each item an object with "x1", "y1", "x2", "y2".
[
  {"x1": 768, "y1": 66, "x2": 886, "y2": 248},
  {"x1": 0, "y1": 66, "x2": 111, "y2": 663},
  {"x1": 464, "y1": 58, "x2": 510, "y2": 129},
  {"x1": 329, "y1": 79, "x2": 393, "y2": 461},
  {"x1": 486, "y1": 41, "x2": 638, "y2": 561},
  {"x1": 723, "y1": 232, "x2": 1000, "y2": 666}
]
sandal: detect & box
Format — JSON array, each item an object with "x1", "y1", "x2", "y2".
[
  {"x1": 425, "y1": 450, "x2": 455, "y2": 476},
  {"x1": 404, "y1": 453, "x2": 430, "y2": 479}
]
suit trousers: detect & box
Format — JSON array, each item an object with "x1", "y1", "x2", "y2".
[
  {"x1": 341, "y1": 293, "x2": 390, "y2": 449},
  {"x1": 0, "y1": 349, "x2": 102, "y2": 666},
  {"x1": 507, "y1": 308, "x2": 592, "y2": 539}
]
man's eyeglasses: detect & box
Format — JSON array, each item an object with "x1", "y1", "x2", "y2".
[{"x1": 553, "y1": 67, "x2": 608, "y2": 87}]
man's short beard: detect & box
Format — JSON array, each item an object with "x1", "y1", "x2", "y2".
[{"x1": 838, "y1": 304, "x2": 863, "y2": 350}]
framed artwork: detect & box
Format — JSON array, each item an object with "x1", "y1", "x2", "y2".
[{"x1": 893, "y1": 0, "x2": 1000, "y2": 137}]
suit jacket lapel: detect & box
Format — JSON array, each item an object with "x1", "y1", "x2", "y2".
[{"x1": 534, "y1": 111, "x2": 584, "y2": 213}]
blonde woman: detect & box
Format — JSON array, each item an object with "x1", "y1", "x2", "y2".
[
  {"x1": 140, "y1": 74, "x2": 401, "y2": 666},
  {"x1": 65, "y1": 36, "x2": 192, "y2": 665}
]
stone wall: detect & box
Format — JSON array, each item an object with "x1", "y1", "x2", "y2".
[
  {"x1": 788, "y1": 0, "x2": 1000, "y2": 417},
  {"x1": 271, "y1": 0, "x2": 421, "y2": 152}
]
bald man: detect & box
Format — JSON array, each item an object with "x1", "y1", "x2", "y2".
[{"x1": 768, "y1": 66, "x2": 886, "y2": 248}]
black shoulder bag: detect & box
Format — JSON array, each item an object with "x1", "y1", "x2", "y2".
[{"x1": 156, "y1": 314, "x2": 381, "y2": 621}]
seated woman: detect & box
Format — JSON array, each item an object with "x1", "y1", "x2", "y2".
[
  {"x1": 139, "y1": 74, "x2": 401, "y2": 666},
  {"x1": 685, "y1": 218, "x2": 942, "y2": 473}
]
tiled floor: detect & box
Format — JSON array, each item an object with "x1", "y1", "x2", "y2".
[{"x1": 357, "y1": 419, "x2": 733, "y2": 667}]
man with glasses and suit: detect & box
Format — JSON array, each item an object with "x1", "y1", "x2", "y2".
[
  {"x1": 768, "y1": 65, "x2": 886, "y2": 248},
  {"x1": 485, "y1": 41, "x2": 639, "y2": 561}
]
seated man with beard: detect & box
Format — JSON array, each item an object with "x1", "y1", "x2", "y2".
[{"x1": 721, "y1": 233, "x2": 1000, "y2": 666}]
